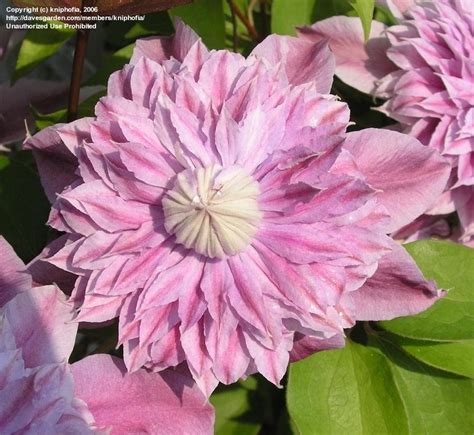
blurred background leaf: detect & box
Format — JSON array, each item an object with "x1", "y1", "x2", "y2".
[
  {"x1": 271, "y1": 0, "x2": 353, "y2": 35},
  {"x1": 211, "y1": 377, "x2": 262, "y2": 435},
  {"x1": 14, "y1": 22, "x2": 75, "y2": 81},
  {"x1": 271, "y1": 0, "x2": 316, "y2": 35},
  {"x1": 170, "y1": 0, "x2": 226, "y2": 48},
  {"x1": 0, "y1": 152, "x2": 50, "y2": 262}
]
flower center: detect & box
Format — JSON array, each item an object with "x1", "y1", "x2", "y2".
[{"x1": 162, "y1": 165, "x2": 262, "y2": 259}]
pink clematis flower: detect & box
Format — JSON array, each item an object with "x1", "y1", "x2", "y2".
[
  {"x1": 0, "y1": 237, "x2": 214, "y2": 434},
  {"x1": 26, "y1": 20, "x2": 450, "y2": 396},
  {"x1": 300, "y1": 0, "x2": 474, "y2": 245}
]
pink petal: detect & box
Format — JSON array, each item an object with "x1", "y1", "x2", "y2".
[
  {"x1": 343, "y1": 129, "x2": 451, "y2": 232},
  {"x1": 453, "y1": 187, "x2": 474, "y2": 243},
  {"x1": 290, "y1": 333, "x2": 345, "y2": 362},
  {"x1": 131, "y1": 18, "x2": 208, "y2": 69},
  {"x1": 27, "y1": 234, "x2": 77, "y2": 293},
  {"x1": 59, "y1": 180, "x2": 153, "y2": 232},
  {"x1": 0, "y1": 237, "x2": 31, "y2": 307},
  {"x1": 377, "y1": 0, "x2": 416, "y2": 18},
  {"x1": 71, "y1": 354, "x2": 214, "y2": 434},
  {"x1": 1, "y1": 286, "x2": 77, "y2": 367},
  {"x1": 244, "y1": 332, "x2": 293, "y2": 386},
  {"x1": 257, "y1": 221, "x2": 390, "y2": 267},
  {"x1": 298, "y1": 17, "x2": 397, "y2": 94},
  {"x1": 24, "y1": 122, "x2": 84, "y2": 203},
  {"x1": 344, "y1": 242, "x2": 443, "y2": 321},
  {"x1": 251, "y1": 34, "x2": 336, "y2": 92}
]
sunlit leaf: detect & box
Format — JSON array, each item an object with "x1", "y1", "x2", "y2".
[
  {"x1": 14, "y1": 22, "x2": 74, "y2": 80},
  {"x1": 271, "y1": 0, "x2": 316, "y2": 35},
  {"x1": 271, "y1": 0, "x2": 353, "y2": 35},
  {"x1": 389, "y1": 335, "x2": 474, "y2": 379},
  {"x1": 288, "y1": 337, "x2": 474, "y2": 434}
]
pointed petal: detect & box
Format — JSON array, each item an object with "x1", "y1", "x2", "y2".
[{"x1": 345, "y1": 242, "x2": 443, "y2": 321}]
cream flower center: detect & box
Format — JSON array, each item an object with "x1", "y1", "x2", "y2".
[{"x1": 162, "y1": 165, "x2": 262, "y2": 259}]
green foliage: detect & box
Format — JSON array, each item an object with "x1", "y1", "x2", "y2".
[
  {"x1": 347, "y1": 0, "x2": 375, "y2": 40},
  {"x1": 0, "y1": 152, "x2": 50, "y2": 262},
  {"x1": 169, "y1": 0, "x2": 226, "y2": 48},
  {"x1": 313, "y1": 0, "x2": 353, "y2": 21},
  {"x1": 87, "y1": 44, "x2": 135, "y2": 86},
  {"x1": 271, "y1": 0, "x2": 316, "y2": 35},
  {"x1": 288, "y1": 336, "x2": 474, "y2": 435},
  {"x1": 211, "y1": 378, "x2": 262, "y2": 435},
  {"x1": 14, "y1": 22, "x2": 75, "y2": 80},
  {"x1": 380, "y1": 240, "x2": 474, "y2": 341},
  {"x1": 389, "y1": 335, "x2": 474, "y2": 378},
  {"x1": 271, "y1": 0, "x2": 353, "y2": 35},
  {"x1": 210, "y1": 374, "x2": 293, "y2": 434}
]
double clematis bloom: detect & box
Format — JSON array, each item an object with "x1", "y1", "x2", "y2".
[
  {"x1": 301, "y1": 0, "x2": 474, "y2": 245},
  {"x1": 0, "y1": 237, "x2": 214, "y2": 433},
  {"x1": 27, "y1": 20, "x2": 450, "y2": 396}
]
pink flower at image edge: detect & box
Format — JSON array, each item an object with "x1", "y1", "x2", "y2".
[
  {"x1": 301, "y1": 0, "x2": 474, "y2": 245},
  {"x1": 0, "y1": 237, "x2": 214, "y2": 434}
]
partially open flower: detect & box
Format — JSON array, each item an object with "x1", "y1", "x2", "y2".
[
  {"x1": 27, "y1": 20, "x2": 450, "y2": 396},
  {"x1": 301, "y1": 0, "x2": 474, "y2": 244},
  {"x1": 0, "y1": 237, "x2": 214, "y2": 433}
]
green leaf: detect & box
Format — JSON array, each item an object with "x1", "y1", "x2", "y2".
[
  {"x1": 210, "y1": 378, "x2": 262, "y2": 435},
  {"x1": 169, "y1": 0, "x2": 225, "y2": 48},
  {"x1": 34, "y1": 108, "x2": 67, "y2": 131},
  {"x1": 271, "y1": 0, "x2": 316, "y2": 35},
  {"x1": 313, "y1": 0, "x2": 353, "y2": 22},
  {"x1": 380, "y1": 240, "x2": 474, "y2": 341},
  {"x1": 14, "y1": 22, "x2": 75, "y2": 80},
  {"x1": 287, "y1": 337, "x2": 474, "y2": 434},
  {"x1": 87, "y1": 44, "x2": 135, "y2": 86},
  {"x1": 271, "y1": 0, "x2": 354, "y2": 36},
  {"x1": 347, "y1": 0, "x2": 375, "y2": 40},
  {"x1": 389, "y1": 335, "x2": 474, "y2": 378},
  {"x1": 375, "y1": 335, "x2": 474, "y2": 434},
  {"x1": 288, "y1": 339, "x2": 408, "y2": 434},
  {"x1": 0, "y1": 152, "x2": 50, "y2": 262}
]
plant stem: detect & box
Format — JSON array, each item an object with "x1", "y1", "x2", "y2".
[
  {"x1": 67, "y1": 1, "x2": 91, "y2": 122},
  {"x1": 228, "y1": 0, "x2": 259, "y2": 41},
  {"x1": 227, "y1": 0, "x2": 238, "y2": 52}
]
